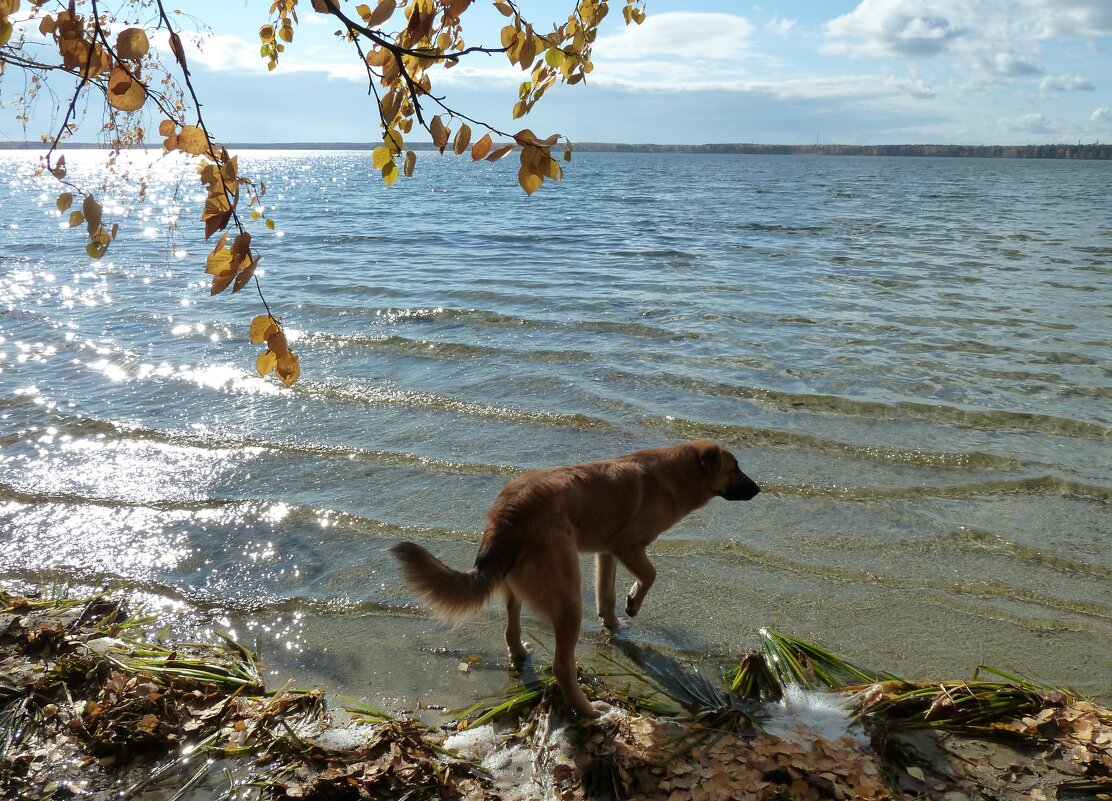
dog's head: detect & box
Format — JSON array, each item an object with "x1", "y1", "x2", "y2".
[{"x1": 694, "y1": 439, "x2": 760, "y2": 501}]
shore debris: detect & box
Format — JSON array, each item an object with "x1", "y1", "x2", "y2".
[{"x1": 2, "y1": 587, "x2": 1110, "y2": 800}]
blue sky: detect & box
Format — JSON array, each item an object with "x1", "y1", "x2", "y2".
[{"x1": 8, "y1": 0, "x2": 1112, "y2": 144}]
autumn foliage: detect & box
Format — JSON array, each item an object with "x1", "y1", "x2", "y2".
[{"x1": 0, "y1": 0, "x2": 646, "y2": 385}]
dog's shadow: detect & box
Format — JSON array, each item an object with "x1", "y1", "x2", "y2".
[
  {"x1": 609, "y1": 638, "x2": 734, "y2": 713},
  {"x1": 512, "y1": 628, "x2": 733, "y2": 717}
]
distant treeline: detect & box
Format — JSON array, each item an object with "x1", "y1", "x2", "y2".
[
  {"x1": 572, "y1": 142, "x2": 1112, "y2": 160},
  {"x1": 2, "y1": 141, "x2": 1110, "y2": 159}
]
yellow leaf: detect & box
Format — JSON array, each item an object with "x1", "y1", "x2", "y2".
[
  {"x1": 267, "y1": 327, "x2": 289, "y2": 356},
  {"x1": 384, "y1": 128, "x2": 404, "y2": 155},
  {"x1": 259, "y1": 24, "x2": 275, "y2": 43},
  {"x1": 355, "y1": 3, "x2": 371, "y2": 19},
  {"x1": 256, "y1": 350, "x2": 277, "y2": 377},
  {"x1": 206, "y1": 247, "x2": 233, "y2": 277},
  {"x1": 500, "y1": 25, "x2": 516, "y2": 50},
  {"x1": 430, "y1": 115, "x2": 449, "y2": 152},
  {"x1": 486, "y1": 143, "x2": 514, "y2": 162},
  {"x1": 494, "y1": 1, "x2": 513, "y2": 16},
  {"x1": 471, "y1": 132, "x2": 493, "y2": 160},
  {"x1": 82, "y1": 195, "x2": 103, "y2": 232},
  {"x1": 372, "y1": 146, "x2": 392, "y2": 170},
  {"x1": 380, "y1": 88, "x2": 401, "y2": 122},
  {"x1": 404, "y1": 149, "x2": 416, "y2": 177},
  {"x1": 86, "y1": 239, "x2": 109, "y2": 260},
  {"x1": 232, "y1": 258, "x2": 257, "y2": 293},
  {"x1": 249, "y1": 314, "x2": 276, "y2": 345},
  {"x1": 177, "y1": 125, "x2": 208, "y2": 156},
  {"x1": 68, "y1": 211, "x2": 84, "y2": 228},
  {"x1": 115, "y1": 28, "x2": 150, "y2": 60},
  {"x1": 276, "y1": 351, "x2": 301, "y2": 386},
  {"x1": 265, "y1": 218, "x2": 276, "y2": 230},
  {"x1": 366, "y1": 0, "x2": 395, "y2": 28},
  {"x1": 106, "y1": 65, "x2": 146, "y2": 113},
  {"x1": 544, "y1": 157, "x2": 563, "y2": 180},
  {"x1": 545, "y1": 47, "x2": 565, "y2": 69},
  {"x1": 56, "y1": 193, "x2": 73, "y2": 212},
  {"x1": 279, "y1": 22, "x2": 294, "y2": 43},
  {"x1": 158, "y1": 119, "x2": 176, "y2": 136},
  {"x1": 382, "y1": 160, "x2": 399, "y2": 187},
  {"x1": 518, "y1": 165, "x2": 543, "y2": 195},
  {"x1": 518, "y1": 32, "x2": 537, "y2": 70},
  {"x1": 453, "y1": 123, "x2": 471, "y2": 155}
]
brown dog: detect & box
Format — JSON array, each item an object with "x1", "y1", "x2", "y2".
[{"x1": 391, "y1": 439, "x2": 760, "y2": 718}]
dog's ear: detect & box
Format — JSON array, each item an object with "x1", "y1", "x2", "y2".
[{"x1": 695, "y1": 440, "x2": 721, "y2": 473}]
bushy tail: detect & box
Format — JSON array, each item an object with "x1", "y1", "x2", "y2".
[{"x1": 390, "y1": 542, "x2": 501, "y2": 622}]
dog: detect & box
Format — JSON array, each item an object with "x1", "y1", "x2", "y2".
[{"x1": 390, "y1": 439, "x2": 760, "y2": 718}]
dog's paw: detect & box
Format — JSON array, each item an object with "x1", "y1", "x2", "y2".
[
  {"x1": 508, "y1": 641, "x2": 531, "y2": 666},
  {"x1": 572, "y1": 700, "x2": 610, "y2": 720},
  {"x1": 587, "y1": 701, "x2": 612, "y2": 719},
  {"x1": 625, "y1": 587, "x2": 643, "y2": 617},
  {"x1": 599, "y1": 612, "x2": 622, "y2": 630}
]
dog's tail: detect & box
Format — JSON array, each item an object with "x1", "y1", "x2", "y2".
[{"x1": 390, "y1": 541, "x2": 502, "y2": 622}]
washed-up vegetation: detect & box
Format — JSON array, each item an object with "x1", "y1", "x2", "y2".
[{"x1": 2, "y1": 588, "x2": 1110, "y2": 801}]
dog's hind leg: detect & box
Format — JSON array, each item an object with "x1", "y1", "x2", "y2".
[
  {"x1": 617, "y1": 546, "x2": 657, "y2": 618},
  {"x1": 504, "y1": 590, "x2": 528, "y2": 664},
  {"x1": 551, "y1": 597, "x2": 601, "y2": 718},
  {"x1": 595, "y1": 553, "x2": 621, "y2": 630}
]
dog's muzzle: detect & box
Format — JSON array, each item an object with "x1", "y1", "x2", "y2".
[{"x1": 721, "y1": 475, "x2": 760, "y2": 501}]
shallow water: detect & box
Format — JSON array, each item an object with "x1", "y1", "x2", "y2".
[{"x1": 1, "y1": 150, "x2": 1109, "y2": 705}]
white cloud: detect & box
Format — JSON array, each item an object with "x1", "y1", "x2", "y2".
[
  {"x1": 593, "y1": 12, "x2": 756, "y2": 61},
  {"x1": 165, "y1": 31, "x2": 366, "y2": 81},
  {"x1": 979, "y1": 52, "x2": 1042, "y2": 77},
  {"x1": 824, "y1": 0, "x2": 963, "y2": 58},
  {"x1": 823, "y1": 0, "x2": 1111, "y2": 85},
  {"x1": 765, "y1": 17, "x2": 797, "y2": 36},
  {"x1": 1039, "y1": 74, "x2": 1095, "y2": 92},
  {"x1": 1092, "y1": 107, "x2": 1112, "y2": 124},
  {"x1": 1030, "y1": 0, "x2": 1112, "y2": 38},
  {"x1": 1011, "y1": 112, "x2": 1053, "y2": 133}
]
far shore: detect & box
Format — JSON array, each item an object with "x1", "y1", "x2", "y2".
[{"x1": 2, "y1": 140, "x2": 1110, "y2": 159}]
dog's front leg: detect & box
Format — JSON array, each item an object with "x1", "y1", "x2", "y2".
[
  {"x1": 617, "y1": 546, "x2": 656, "y2": 617},
  {"x1": 595, "y1": 553, "x2": 621, "y2": 629}
]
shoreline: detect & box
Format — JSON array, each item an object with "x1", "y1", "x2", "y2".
[
  {"x1": 2, "y1": 141, "x2": 1110, "y2": 159},
  {"x1": 2, "y1": 585, "x2": 1111, "y2": 800}
]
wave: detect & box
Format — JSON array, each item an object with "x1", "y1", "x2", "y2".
[
  {"x1": 4, "y1": 499, "x2": 1108, "y2": 623},
  {"x1": 647, "y1": 538, "x2": 1112, "y2": 621},
  {"x1": 0, "y1": 482, "x2": 242, "y2": 512},
  {"x1": 297, "y1": 306, "x2": 700, "y2": 343},
  {"x1": 937, "y1": 528, "x2": 1112, "y2": 580},
  {"x1": 616, "y1": 370, "x2": 1112, "y2": 441},
  {"x1": 645, "y1": 416, "x2": 1023, "y2": 470},
  {"x1": 0, "y1": 416, "x2": 520, "y2": 476},
  {"x1": 298, "y1": 331, "x2": 593, "y2": 364},
  {"x1": 0, "y1": 489, "x2": 476, "y2": 545},
  {"x1": 301, "y1": 381, "x2": 613, "y2": 431},
  {"x1": 762, "y1": 476, "x2": 1111, "y2": 503}
]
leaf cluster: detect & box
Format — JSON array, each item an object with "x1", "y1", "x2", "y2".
[{"x1": 1, "y1": 0, "x2": 646, "y2": 385}]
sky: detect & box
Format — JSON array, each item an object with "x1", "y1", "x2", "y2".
[{"x1": 6, "y1": 0, "x2": 1112, "y2": 145}]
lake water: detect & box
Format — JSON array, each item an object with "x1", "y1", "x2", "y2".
[{"x1": 1, "y1": 150, "x2": 1109, "y2": 706}]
